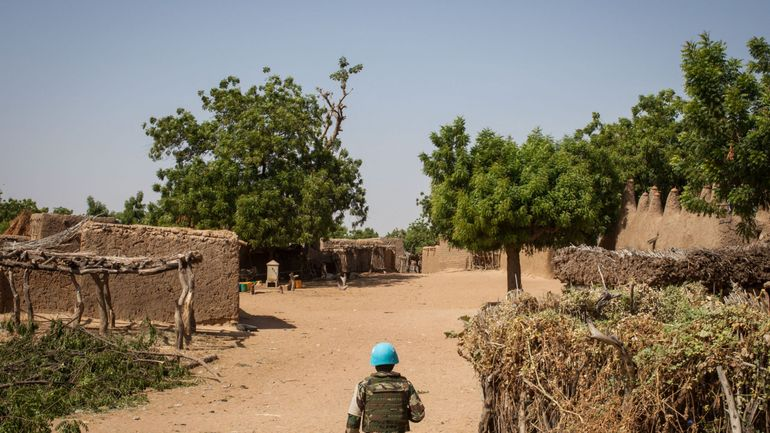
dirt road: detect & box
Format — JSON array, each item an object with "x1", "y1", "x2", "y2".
[{"x1": 78, "y1": 270, "x2": 560, "y2": 433}]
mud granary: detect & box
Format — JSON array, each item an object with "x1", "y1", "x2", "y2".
[{"x1": 0, "y1": 213, "x2": 240, "y2": 324}]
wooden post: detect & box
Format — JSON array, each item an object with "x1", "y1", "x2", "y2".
[
  {"x1": 175, "y1": 259, "x2": 192, "y2": 349},
  {"x1": 5, "y1": 269, "x2": 21, "y2": 326},
  {"x1": 69, "y1": 274, "x2": 84, "y2": 326},
  {"x1": 181, "y1": 262, "x2": 195, "y2": 341},
  {"x1": 91, "y1": 274, "x2": 109, "y2": 335},
  {"x1": 717, "y1": 366, "x2": 743, "y2": 433},
  {"x1": 22, "y1": 269, "x2": 33, "y2": 326},
  {"x1": 103, "y1": 274, "x2": 115, "y2": 328}
]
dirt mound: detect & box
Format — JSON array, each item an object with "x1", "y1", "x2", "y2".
[{"x1": 552, "y1": 243, "x2": 770, "y2": 290}]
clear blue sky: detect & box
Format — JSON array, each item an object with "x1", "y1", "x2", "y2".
[{"x1": 1, "y1": 1, "x2": 768, "y2": 234}]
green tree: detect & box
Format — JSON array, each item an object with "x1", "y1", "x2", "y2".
[
  {"x1": 0, "y1": 191, "x2": 48, "y2": 233},
  {"x1": 577, "y1": 89, "x2": 686, "y2": 202},
  {"x1": 52, "y1": 207, "x2": 73, "y2": 215},
  {"x1": 679, "y1": 33, "x2": 770, "y2": 237},
  {"x1": 85, "y1": 196, "x2": 110, "y2": 217},
  {"x1": 386, "y1": 220, "x2": 437, "y2": 255},
  {"x1": 385, "y1": 228, "x2": 406, "y2": 239},
  {"x1": 346, "y1": 227, "x2": 379, "y2": 239},
  {"x1": 117, "y1": 191, "x2": 146, "y2": 225},
  {"x1": 420, "y1": 118, "x2": 622, "y2": 290},
  {"x1": 144, "y1": 58, "x2": 367, "y2": 248}
]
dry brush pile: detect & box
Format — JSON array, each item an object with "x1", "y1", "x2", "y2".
[
  {"x1": 552, "y1": 243, "x2": 770, "y2": 291},
  {"x1": 458, "y1": 284, "x2": 770, "y2": 433}
]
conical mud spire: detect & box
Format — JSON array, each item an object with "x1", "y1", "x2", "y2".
[
  {"x1": 664, "y1": 188, "x2": 681, "y2": 215},
  {"x1": 648, "y1": 186, "x2": 663, "y2": 215},
  {"x1": 637, "y1": 191, "x2": 649, "y2": 212}
]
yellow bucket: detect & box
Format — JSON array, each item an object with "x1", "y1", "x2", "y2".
[{"x1": 294, "y1": 279, "x2": 303, "y2": 289}]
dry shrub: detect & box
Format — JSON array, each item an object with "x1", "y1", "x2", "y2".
[
  {"x1": 552, "y1": 243, "x2": 770, "y2": 291},
  {"x1": 458, "y1": 284, "x2": 770, "y2": 433}
]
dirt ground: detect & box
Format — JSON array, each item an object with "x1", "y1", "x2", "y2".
[{"x1": 76, "y1": 270, "x2": 561, "y2": 433}]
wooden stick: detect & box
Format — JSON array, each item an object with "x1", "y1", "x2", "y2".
[
  {"x1": 91, "y1": 274, "x2": 109, "y2": 335},
  {"x1": 181, "y1": 263, "x2": 195, "y2": 341},
  {"x1": 587, "y1": 318, "x2": 637, "y2": 394},
  {"x1": 6, "y1": 269, "x2": 21, "y2": 326},
  {"x1": 175, "y1": 261, "x2": 191, "y2": 349},
  {"x1": 597, "y1": 264, "x2": 607, "y2": 290},
  {"x1": 717, "y1": 366, "x2": 743, "y2": 433},
  {"x1": 69, "y1": 274, "x2": 84, "y2": 327},
  {"x1": 518, "y1": 389, "x2": 527, "y2": 433},
  {"x1": 522, "y1": 377, "x2": 584, "y2": 423},
  {"x1": 103, "y1": 274, "x2": 115, "y2": 328},
  {"x1": 22, "y1": 269, "x2": 33, "y2": 327}
]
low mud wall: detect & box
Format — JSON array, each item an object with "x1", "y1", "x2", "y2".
[
  {"x1": 422, "y1": 240, "x2": 555, "y2": 278},
  {"x1": 78, "y1": 223, "x2": 240, "y2": 324},
  {"x1": 1, "y1": 217, "x2": 240, "y2": 324}
]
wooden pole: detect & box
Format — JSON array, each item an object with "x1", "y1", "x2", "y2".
[
  {"x1": 103, "y1": 274, "x2": 115, "y2": 328},
  {"x1": 22, "y1": 269, "x2": 33, "y2": 327},
  {"x1": 91, "y1": 274, "x2": 109, "y2": 335},
  {"x1": 181, "y1": 263, "x2": 195, "y2": 342},
  {"x1": 69, "y1": 274, "x2": 84, "y2": 326},
  {"x1": 717, "y1": 366, "x2": 743, "y2": 433},
  {"x1": 5, "y1": 269, "x2": 20, "y2": 326},
  {"x1": 175, "y1": 260, "x2": 191, "y2": 349}
]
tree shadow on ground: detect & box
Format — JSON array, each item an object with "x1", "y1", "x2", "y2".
[
  {"x1": 344, "y1": 273, "x2": 422, "y2": 288},
  {"x1": 239, "y1": 309, "x2": 296, "y2": 329},
  {"x1": 297, "y1": 273, "x2": 421, "y2": 289}
]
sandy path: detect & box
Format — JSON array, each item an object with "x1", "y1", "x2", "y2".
[{"x1": 77, "y1": 270, "x2": 561, "y2": 433}]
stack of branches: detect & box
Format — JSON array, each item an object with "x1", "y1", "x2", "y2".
[
  {"x1": 553, "y1": 243, "x2": 770, "y2": 291},
  {"x1": 458, "y1": 284, "x2": 770, "y2": 433},
  {"x1": 0, "y1": 320, "x2": 194, "y2": 433}
]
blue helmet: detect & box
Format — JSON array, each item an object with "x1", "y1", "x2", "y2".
[{"x1": 370, "y1": 342, "x2": 399, "y2": 366}]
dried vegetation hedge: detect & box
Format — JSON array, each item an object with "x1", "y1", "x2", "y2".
[
  {"x1": 552, "y1": 243, "x2": 770, "y2": 290},
  {"x1": 458, "y1": 284, "x2": 770, "y2": 433}
]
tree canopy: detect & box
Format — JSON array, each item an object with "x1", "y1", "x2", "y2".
[
  {"x1": 144, "y1": 58, "x2": 367, "y2": 248},
  {"x1": 576, "y1": 33, "x2": 770, "y2": 238},
  {"x1": 85, "y1": 196, "x2": 111, "y2": 217},
  {"x1": 117, "y1": 191, "x2": 146, "y2": 225},
  {"x1": 420, "y1": 118, "x2": 622, "y2": 289},
  {"x1": 678, "y1": 34, "x2": 770, "y2": 237},
  {"x1": 386, "y1": 219, "x2": 438, "y2": 255},
  {"x1": 0, "y1": 191, "x2": 49, "y2": 233}
]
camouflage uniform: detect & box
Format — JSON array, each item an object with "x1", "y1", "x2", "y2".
[{"x1": 346, "y1": 371, "x2": 425, "y2": 433}]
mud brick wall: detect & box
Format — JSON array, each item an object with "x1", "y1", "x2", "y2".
[
  {"x1": 422, "y1": 240, "x2": 555, "y2": 277},
  {"x1": 1, "y1": 225, "x2": 74, "y2": 316},
  {"x1": 613, "y1": 181, "x2": 770, "y2": 251},
  {"x1": 78, "y1": 223, "x2": 240, "y2": 324},
  {"x1": 421, "y1": 240, "x2": 472, "y2": 273},
  {"x1": 1, "y1": 216, "x2": 239, "y2": 323}
]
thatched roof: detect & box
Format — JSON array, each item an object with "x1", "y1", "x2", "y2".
[{"x1": 320, "y1": 237, "x2": 404, "y2": 252}]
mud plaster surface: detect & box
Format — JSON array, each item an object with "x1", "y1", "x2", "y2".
[
  {"x1": 70, "y1": 271, "x2": 561, "y2": 433},
  {"x1": 79, "y1": 223, "x2": 240, "y2": 324}
]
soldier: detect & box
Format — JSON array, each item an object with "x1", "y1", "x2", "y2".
[{"x1": 345, "y1": 342, "x2": 425, "y2": 433}]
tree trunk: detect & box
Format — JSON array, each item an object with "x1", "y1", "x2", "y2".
[{"x1": 505, "y1": 244, "x2": 522, "y2": 291}]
